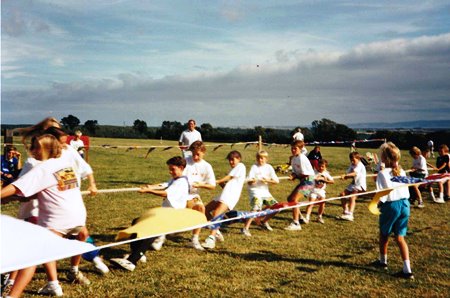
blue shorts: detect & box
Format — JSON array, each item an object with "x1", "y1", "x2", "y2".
[{"x1": 379, "y1": 199, "x2": 410, "y2": 237}]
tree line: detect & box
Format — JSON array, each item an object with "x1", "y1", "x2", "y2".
[{"x1": 2, "y1": 115, "x2": 449, "y2": 150}]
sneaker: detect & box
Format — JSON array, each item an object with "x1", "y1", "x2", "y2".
[
  {"x1": 110, "y1": 258, "x2": 136, "y2": 272},
  {"x1": 215, "y1": 230, "x2": 225, "y2": 242},
  {"x1": 316, "y1": 217, "x2": 325, "y2": 224},
  {"x1": 392, "y1": 270, "x2": 414, "y2": 279},
  {"x1": 188, "y1": 239, "x2": 205, "y2": 251},
  {"x1": 260, "y1": 222, "x2": 273, "y2": 231},
  {"x1": 435, "y1": 197, "x2": 445, "y2": 204},
  {"x1": 151, "y1": 235, "x2": 166, "y2": 251},
  {"x1": 284, "y1": 222, "x2": 302, "y2": 231},
  {"x1": 37, "y1": 282, "x2": 63, "y2": 296},
  {"x1": 337, "y1": 214, "x2": 354, "y2": 221},
  {"x1": 370, "y1": 260, "x2": 388, "y2": 270},
  {"x1": 66, "y1": 270, "x2": 91, "y2": 285},
  {"x1": 2, "y1": 282, "x2": 13, "y2": 297},
  {"x1": 302, "y1": 217, "x2": 310, "y2": 224},
  {"x1": 201, "y1": 236, "x2": 216, "y2": 249},
  {"x1": 417, "y1": 201, "x2": 425, "y2": 208},
  {"x1": 123, "y1": 254, "x2": 147, "y2": 263},
  {"x1": 93, "y1": 257, "x2": 110, "y2": 274},
  {"x1": 241, "y1": 228, "x2": 252, "y2": 237}
]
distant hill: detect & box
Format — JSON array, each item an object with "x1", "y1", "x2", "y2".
[{"x1": 348, "y1": 120, "x2": 450, "y2": 130}]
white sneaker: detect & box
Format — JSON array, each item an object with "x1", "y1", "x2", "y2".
[
  {"x1": 123, "y1": 254, "x2": 147, "y2": 263},
  {"x1": 37, "y1": 282, "x2": 63, "y2": 296},
  {"x1": 260, "y1": 222, "x2": 273, "y2": 231},
  {"x1": 110, "y1": 258, "x2": 136, "y2": 272},
  {"x1": 189, "y1": 239, "x2": 205, "y2": 251},
  {"x1": 435, "y1": 197, "x2": 445, "y2": 204},
  {"x1": 303, "y1": 217, "x2": 310, "y2": 224},
  {"x1": 317, "y1": 217, "x2": 325, "y2": 224},
  {"x1": 215, "y1": 230, "x2": 225, "y2": 242},
  {"x1": 241, "y1": 228, "x2": 252, "y2": 237},
  {"x1": 93, "y1": 256, "x2": 110, "y2": 274},
  {"x1": 417, "y1": 201, "x2": 425, "y2": 208},
  {"x1": 201, "y1": 236, "x2": 216, "y2": 249},
  {"x1": 284, "y1": 222, "x2": 302, "y2": 231},
  {"x1": 151, "y1": 235, "x2": 166, "y2": 251},
  {"x1": 338, "y1": 214, "x2": 354, "y2": 221}
]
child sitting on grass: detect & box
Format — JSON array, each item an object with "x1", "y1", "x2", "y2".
[
  {"x1": 337, "y1": 151, "x2": 367, "y2": 222},
  {"x1": 202, "y1": 151, "x2": 246, "y2": 249},
  {"x1": 285, "y1": 141, "x2": 315, "y2": 231},
  {"x1": 430, "y1": 144, "x2": 449, "y2": 203},
  {"x1": 110, "y1": 156, "x2": 190, "y2": 271},
  {"x1": 303, "y1": 159, "x2": 334, "y2": 224},
  {"x1": 408, "y1": 146, "x2": 428, "y2": 207},
  {"x1": 371, "y1": 142, "x2": 414, "y2": 279},
  {"x1": 241, "y1": 151, "x2": 279, "y2": 237}
]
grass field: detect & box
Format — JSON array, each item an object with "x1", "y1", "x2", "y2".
[{"x1": 2, "y1": 137, "x2": 449, "y2": 297}]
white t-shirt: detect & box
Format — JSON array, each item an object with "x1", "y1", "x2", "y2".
[
  {"x1": 346, "y1": 161, "x2": 367, "y2": 191},
  {"x1": 313, "y1": 170, "x2": 333, "y2": 190},
  {"x1": 179, "y1": 129, "x2": 202, "y2": 147},
  {"x1": 162, "y1": 176, "x2": 190, "y2": 209},
  {"x1": 412, "y1": 155, "x2": 428, "y2": 176},
  {"x1": 17, "y1": 147, "x2": 93, "y2": 220},
  {"x1": 215, "y1": 162, "x2": 246, "y2": 210},
  {"x1": 247, "y1": 163, "x2": 279, "y2": 199},
  {"x1": 183, "y1": 157, "x2": 216, "y2": 199},
  {"x1": 70, "y1": 139, "x2": 85, "y2": 155},
  {"x1": 12, "y1": 157, "x2": 87, "y2": 230},
  {"x1": 291, "y1": 154, "x2": 315, "y2": 177},
  {"x1": 376, "y1": 168, "x2": 410, "y2": 202},
  {"x1": 293, "y1": 132, "x2": 304, "y2": 141}
]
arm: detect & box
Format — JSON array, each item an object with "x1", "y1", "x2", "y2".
[
  {"x1": 86, "y1": 173, "x2": 98, "y2": 195},
  {"x1": 217, "y1": 175, "x2": 233, "y2": 188},
  {"x1": 1, "y1": 184, "x2": 19, "y2": 200}
]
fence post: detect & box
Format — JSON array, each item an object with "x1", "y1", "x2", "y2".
[{"x1": 258, "y1": 135, "x2": 262, "y2": 152}]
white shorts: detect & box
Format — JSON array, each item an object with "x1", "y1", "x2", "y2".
[
  {"x1": 346, "y1": 184, "x2": 365, "y2": 193},
  {"x1": 310, "y1": 188, "x2": 326, "y2": 199}
]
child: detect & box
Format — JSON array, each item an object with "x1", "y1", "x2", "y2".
[
  {"x1": 408, "y1": 146, "x2": 428, "y2": 207},
  {"x1": 110, "y1": 156, "x2": 190, "y2": 271},
  {"x1": 285, "y1": 141, "x2": 315, "y2": 231},
  {"x1": 241, "y1": 151, "x2": 279, "y2": 237},
  {"x1": 70, "y1": 130, "x2": 85, "y2": 159},
  {"x1": 307, "y1": 146, "x2": 322, "y2": 171},
  {"x1": 183, "y1": 141, "x2": 216, "y2": 250},
  {"x1": 1, "y1": 134, "x2": 90, "y2": 296},
  {"x1": 431, "y1": 144, "x2": 450, "y2": 202},
  {"x1": 371, "y1": 142, "x2": 414, "y2": 279},
  {"x1": 202, "y1": 151, "x2": 246, "y2": 249},
  {"x1": 337, "y1": 151, "x2": 367, "y2": 221},
  {"x1": 1, "y1": 145, "x2": 22, "y2": 186},
  {"x1": 304, "y1": 159, "x2": 334, "y2": 224}
]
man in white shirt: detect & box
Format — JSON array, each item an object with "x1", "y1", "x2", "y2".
[{"x1": 179, "y1": 119, "x2": 202, "y2": 157}]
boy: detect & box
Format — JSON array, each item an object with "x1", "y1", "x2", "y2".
[
  {"x1": 304, "y1": 159, "x2": 334, "y2": 224},
  {"x1": 183, "y1": 141, "x2": 216, "y2": 250},
  {"x1": 285, "y1": 141, "x2": 315, "y2": 231},
  {"x1": 110, "y1": 156, "x2": 189, "y2": 271},
  {"x1": 432, "y1": 144, "x2": 450, "y2": 202},
  {"x1": 1, "y1": 145, "x2": 22, "y2": 186},
  {"x1": 337, "y1": 152, "x2": 367, "y2": 221},
  {"x1": 241, "y1": 151, "x2": 279, "y2": 237}
]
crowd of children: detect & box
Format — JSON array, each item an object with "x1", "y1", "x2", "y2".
[{"x1": 2, "y1": 118, "x2": 449, "y2": 296}]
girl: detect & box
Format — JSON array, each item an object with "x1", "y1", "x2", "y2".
[
  {"x1": 202, "y1": 151, "x2": 246, "y2": 249},
  {"x1": 372, "y1": 142, "x2": 414, "y2": 279},
  {"x1": 408, "y1": 146, "x2": 428, "y2": 208},
  {"x1": 1, "y1": 134, "x2": 90, "y2": 296}
]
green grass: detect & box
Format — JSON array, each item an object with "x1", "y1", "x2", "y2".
[{"x1": 2, "y1": 137, "x2": 449, "y2": 297}]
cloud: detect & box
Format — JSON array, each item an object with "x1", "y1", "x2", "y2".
[{"x1": 2, "y1": 33, "x2": 450, "y2": 126}]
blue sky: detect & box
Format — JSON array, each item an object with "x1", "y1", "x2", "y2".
[{"x1": 2, "y1": 0, "x2": 450, "y2": 127}]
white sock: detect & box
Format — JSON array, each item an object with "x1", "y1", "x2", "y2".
[
  {"x1": 430, "y1": 191, "x2": 435, "y2": 199},
  {"x1": 48, "y1": 280, "x2": 59, "y2": 286},
  {"x1": 403, "y1": 260, "x2": 412, "y2": 273},
  {"x1": 439, "y1": 192, "x2": 444, "y2": 199},
  {"x1": 305, "y1": 215, "x2": 310, "y2": 220},
  {"x1": 93, "y1": 256, "x2": 104, "y2": 266},
  {"x1": 70, "y1": 266, "x2": 78, "y2": 273},
  {"x1": 192, "y1": 234, "x2": 199, "y2": 241},
  {"x1": 293, "y1": 220, "x2": 300, "y2": 225},
  {"x1": 6, "y1": 279, "x2": 14, "y2": 286},
  {"x1": 380, "y1": 254, "x2": 387, "y2": 264}
]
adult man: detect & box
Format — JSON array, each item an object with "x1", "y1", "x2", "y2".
[
  {"x1": 179, "y1": 119, "x2": 202, "y2": 157},
  {"x1": 292, "y1": 128, "x2": 304, "y2": 141}
]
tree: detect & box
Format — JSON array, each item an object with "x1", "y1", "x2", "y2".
[
  {"x1": 200, "y1": 123, "x2": 214, "y2": 139},
  {"x1": 61, "y1": 115, "x2": 80, "y2": 131},
  {"x1": 84, "y1": 120, "x2": 98, "y2": 135},
  {"x1": 133, "y1": 119, "x2": 148, "y2": 134},
  {"x1": 311, "y1": 118, "x2": 356, "y2": 141}
]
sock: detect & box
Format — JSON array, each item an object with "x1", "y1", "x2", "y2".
[
  {"x1": 380, "y1": 254, "x2": 387, "y2": 264},
  {"x1": 192, "y1": 234, "x2": 199, "y2": 241},
  {"x1": 70, "y1": 266, "x2": 78, "y2": 273},
  {"x1": 403, "y1": 260, "x2": 412, "y2": 274},
  {"x1": 305, "y1": 215, "x2": 310, "y2": 220},
  {"x1": 430, "y1": 191, "x2": 435, "y2": 199},
  {"x1": 5, "y1": 279, "x2": 14, "y2": 286},
  {"x1": 93, "y1": 256, "x2": 103, "y2": 266},
  {"x1": 48, "y1": 280, "x2": 59, "y2": 286},
  {"x1": 293, "y1": 220, "x2": 300, "y2": 225},
  {"x1": 439, "y1": 192, "x2": 444, "y2": 199}
]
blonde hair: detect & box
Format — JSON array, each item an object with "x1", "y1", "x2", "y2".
[
  {"x1": 379, "y1": 142, "x2": 402, "y2": 176},
  {"x1": 409, "y1": 146, "x2": 421, "y2": 157},
  {"x1": 256, "y1": 150, "x2": 269, "y2": 159},
  {"x1": 15, "y1": 117, "x2": 61, "y2": 150},
  {"x1": 29, "y1": 134, "x2": 62, "y2": 161}
]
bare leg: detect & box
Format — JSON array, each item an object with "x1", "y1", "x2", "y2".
[{"x1": 8, "y1": 266, "x2": 37, "y2": 298}]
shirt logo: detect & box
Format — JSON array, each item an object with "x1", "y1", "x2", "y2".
[{"x1": 53, "y1": 167, "x2": 78, "y2": 191}]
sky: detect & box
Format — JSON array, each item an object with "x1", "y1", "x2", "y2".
[{"x1": 2, "y1": 0, "x2": 450, "y2": 127}]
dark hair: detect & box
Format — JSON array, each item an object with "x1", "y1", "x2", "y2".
[
  {"x1": 318, "y1": 159, "x2": 328, "y2": 167},
  {"x1": 226, "y1": 150, "x2": 242, "y2": 160},
  {"x1": 291, "y1": 140, "x2": 304, "y2": 149},
  {"x1": 4, "y1": 145, "x2": 17, "y2": 155},
  {"x1": 189, "y1": 141, "x2": 206, "y2": 153},
  {"x1": 44, "y1": 127, "x2": 68, "y2": 140},
  {"x1": 349, "y1": 151, "x2": 361, "y2": 160},
  {"x1": 166, "y1": 156, "x2": 186, "y2": 168}
]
